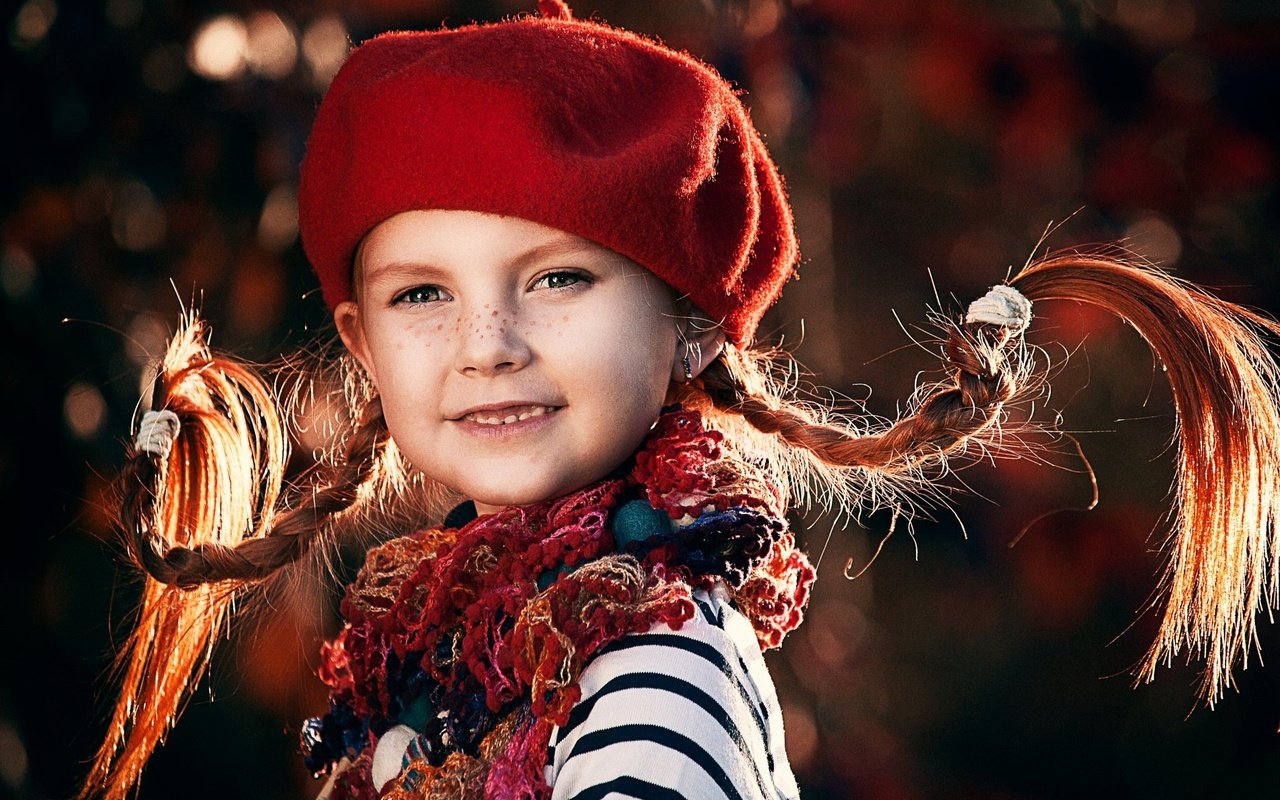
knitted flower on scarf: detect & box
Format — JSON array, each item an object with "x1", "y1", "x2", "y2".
[{"x1": 302, "y1": 408, "x2": 815, "y2": 798}]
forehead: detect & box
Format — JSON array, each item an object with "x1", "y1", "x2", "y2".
[{"x1": 357, "y1": 210, "x2": 617, "y2": 279}]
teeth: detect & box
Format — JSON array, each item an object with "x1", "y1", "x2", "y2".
[{"x1": 464, "y1": 406, "x2": 554, "y2": 425}]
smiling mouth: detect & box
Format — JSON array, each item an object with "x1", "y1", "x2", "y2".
[{"x1": 459, "y1": 405, "x2": 561, "y2": 425}]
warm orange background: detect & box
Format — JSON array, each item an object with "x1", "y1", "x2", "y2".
[{"x1": 3, "y1": 1, "x2": 1279, "y2": 798}]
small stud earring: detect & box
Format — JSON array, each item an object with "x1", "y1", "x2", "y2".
[{"x1": 682, "y1": 352, "x2": 693, "y2": 381}]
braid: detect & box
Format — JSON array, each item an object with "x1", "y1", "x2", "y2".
[
  {"x1": 698, "y1": 319, "x2": 1026, "y2": 475},
  {"x1": 124, "y1": 397, "x2": 388, "y2": 587},
  {"x1": 83, "y1": 315, "x2": 391, "y2": 800},
  {"x1": 696, "y1": 252, "x2": 1280, "y2": 706}
]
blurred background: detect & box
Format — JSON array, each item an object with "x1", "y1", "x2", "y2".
[{"x1": 3, "y1": 0, "x2": 1279, "y2": 797}]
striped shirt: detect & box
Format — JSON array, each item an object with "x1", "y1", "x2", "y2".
[{"x1": 546, "y1": 583, "x2": 800, "y2": 800}]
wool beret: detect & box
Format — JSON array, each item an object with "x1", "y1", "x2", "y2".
[{"x1": 297, "y1": 0, "x2": 798, "y2": 344}]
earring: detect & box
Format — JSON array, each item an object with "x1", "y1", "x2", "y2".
[{"x1": 682, "y1": 352, "x2": 693, "y2": 381}]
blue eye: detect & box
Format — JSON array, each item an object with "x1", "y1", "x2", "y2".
[
  {"x1": 533, "y1": 271, "x2": 590, "y2": 291},
  {"x1": 393, "y1": 285, "x2": 446, "y2": 305}
]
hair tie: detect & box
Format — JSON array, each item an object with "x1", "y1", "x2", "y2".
[
  {"x1": 135, "y1": 409, "x2": 181, "y2": 457},
  {"x1": 965, "y1": 284, "x2": 1032, "y2": 333}
]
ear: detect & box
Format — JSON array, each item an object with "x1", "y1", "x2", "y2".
[
  {"x1": 334, "y1": 301, "x2": 378, "y2": 385},
  {"x1": 673, "y1": 323, "x2": 727, "y2": 383}
]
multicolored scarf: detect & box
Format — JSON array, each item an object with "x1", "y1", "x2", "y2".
[{"x1": 301, "y1": 408, "x2": 815, "y2": 798}]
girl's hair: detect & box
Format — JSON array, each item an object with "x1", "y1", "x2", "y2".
[
  {"x1": 81, "y1": 317, "x2": 443, "y2": 800},
  {"x1": 681, "y1": 253, "x2": 1280, "y2": 709},
  {"x1": 85, "y1": 254, "x2": 1280, "y2": 797}
]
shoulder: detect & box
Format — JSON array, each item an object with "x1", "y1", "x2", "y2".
[
  {"x1": 546, "y1": 584, "x2": 800, "y2": 800},
  {"x1": 571, "y1": 584, "x2": 766, "y2": 708}
]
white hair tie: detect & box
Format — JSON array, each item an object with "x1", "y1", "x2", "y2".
[
  {"x1": 965, "y1": 284, "x2": 1032, "y2": 333},
  {"x1": 135, "y1": 409, "x2": 181, "y2": 457}
]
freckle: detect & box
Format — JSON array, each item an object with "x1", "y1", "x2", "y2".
[{"x1": 436, "y1": 324, "x2": 443, "y2": 331}]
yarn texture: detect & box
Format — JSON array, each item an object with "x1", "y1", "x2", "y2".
[
  {"x1": 301, "y1": 408, "x2": 815, "y2": 798},
  {"x1": 297, "y1": 3, "x2": 798, "y2": 344}
]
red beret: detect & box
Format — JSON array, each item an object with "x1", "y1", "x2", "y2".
[{"x1": 297, "y1": 0, "x2": 798, "y2": 344}]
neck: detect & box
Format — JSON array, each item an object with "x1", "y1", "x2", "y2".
[{"x1": 465, "y1": 450, "x2": 648, "y2": 519}]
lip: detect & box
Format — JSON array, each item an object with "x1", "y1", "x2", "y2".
[
  {"x1": 449, "y1": 401, "x2": 564, "y2": 439},
  {"x1": 449, "y1": 400, "x2": 564, "y2": 420}
]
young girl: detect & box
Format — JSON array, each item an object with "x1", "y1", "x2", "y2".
[{"x1": 83, "y1": 1, "x2": 1280, "y2": 798}]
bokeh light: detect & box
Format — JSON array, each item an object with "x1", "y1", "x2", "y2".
[
  {"x1": 302, "y1": 15, "x2": 350, "y2": 90},
  {"x1": 63, "y1": 382, "x2": 107, "y2": 440},
  {"x1": 245, "y1": 11, "x2": 297, "y2": 80},
  {"x1": 1, "y1": 244, "x2": 38, "y2": 301},
  {"x1": 0, "y1": 722, "x2": 29, "y2": 795},
  {"x1": 1124, "y1": 213, "x2": 1183, "y2": 265},
  {"x1": 10, "y1": 0, "x2": 56, "y2": 50},
  {"x1": 781, "y1": 702, "x2": 819, "y2": 772},
  {"x1": 188, "y1": 14, "x2": 249, "y2": 81},
  {"x1": 257, "y1": 184, "x2": 298, "y2": 252},
  {"x1": 110, "y1": 180, "x2": 166, "y2": 252},
  {"x1": 124, "y1": 313, "x2": 172, "y2": 368}
]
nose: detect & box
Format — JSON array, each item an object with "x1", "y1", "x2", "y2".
[{"x1": 454, "y1": 302, "x2": 532, "y2": 376}]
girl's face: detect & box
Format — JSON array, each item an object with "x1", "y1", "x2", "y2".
[{"x1": 336, "y1": 209, "x2": 698, "y2": 514}]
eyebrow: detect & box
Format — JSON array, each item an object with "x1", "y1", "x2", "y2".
[{"x1": 363, "y1": 236, "x2": 599, "y2": 283}]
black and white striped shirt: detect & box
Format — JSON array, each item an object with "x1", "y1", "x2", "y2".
[{"x1": 546, "y1": 583, "x2": 800, "y2": 800}]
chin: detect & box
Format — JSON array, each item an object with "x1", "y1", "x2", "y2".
[{"x1": 466, "y1": 477, "x2": 567, "y2": 512}]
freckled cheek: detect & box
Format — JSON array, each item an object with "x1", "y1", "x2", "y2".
[
  {"x1": 401, "y1": 320, "x2": 449, "y2": 348},
  {"x1": 398, "y1": 315, "x2": 462, "y2": 344},
  {"x1": 536, "y1": 309, "x2": 612, "y2": 337},
  {"x1": 522, "y1": 313, "x2": 573, "y2": 337}
]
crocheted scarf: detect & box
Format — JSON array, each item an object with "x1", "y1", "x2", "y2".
[{"x1": 301, "y1": 408, "x2": 815, "y2": 799}]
